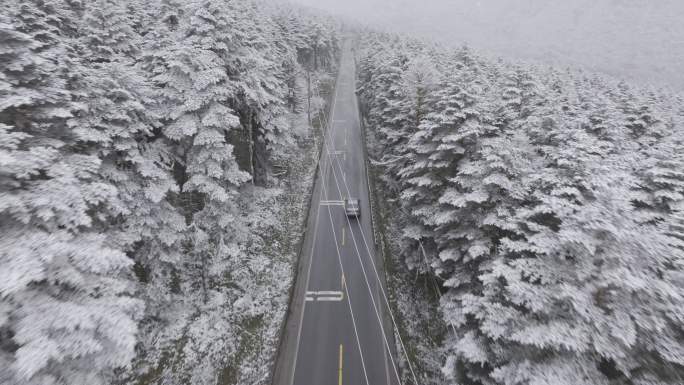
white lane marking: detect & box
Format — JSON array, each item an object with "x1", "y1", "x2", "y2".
[
  {"x1": 305, "y1": 290, "x2": 344, "y2": 301},
  {"x1": 349, "y1": 51, "x2": 394, "y2": 385},
  {"x1": 328, "y1": 150, "x2": 346, "y2": 162},
  {"x1": 320, "y1": 200, "x2": 344, "y2": 206},
  {"x1": 323, "y1": 185, "x2": 371, "y2": 385},
  {"x1": 316, "y1": 49, "x2": 371, "y2": 385},
  {"x1": 329, "y1": 128, "x2": 406, "y2": 385},
  {"x1": 317, "y1": 297, "x2": 343, "y2": 302},
  {"x1": 333, "y1": 142, "x2": 412, "y2": 384},
  {"x1": 289, "y1": 72, "x2": 332, "y2": 385},
  {"x1": 313, "y1": 291, "x2": 343, "y2": 295},
  {"x1": 317, "y1": 61, "x2": 406, "y2": 384}
]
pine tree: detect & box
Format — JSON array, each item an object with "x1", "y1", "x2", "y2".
[
  {"x1": 3, "y1": 1, "x2": 342, "y2": 383},
  {"x1": 80, "y1": 0, "x2": 138, "y2": 63},
  {"x1": 358, "y1": 30, "x2": 684, "y2": 385},
  {"x1": 0, "y1": 7, "x2": 142, "y2": 384}
]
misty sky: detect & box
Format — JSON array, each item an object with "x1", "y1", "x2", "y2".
[{"x1": 287, "y1": 0, "x2": 684, "y2": 91}]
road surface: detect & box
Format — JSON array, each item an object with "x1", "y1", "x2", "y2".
[{"x1": 272, "y1": 41, "x2": 398, "y2": 385}]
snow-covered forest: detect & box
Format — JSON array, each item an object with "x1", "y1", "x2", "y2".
[
  {"x1": 0, "y1": 1, "x2": 338, "y2": 384},
  {"x1": 293, "y1": 0, "x2": 684, "y2": 92},
  {"x1": 3, "y1": 0, "x2": 684, "y2": 384},
  {"x1": 356, "y1": 32, "x2": 684, "y2": 385}
]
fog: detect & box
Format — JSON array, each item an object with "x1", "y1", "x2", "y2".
[{"x1": 288, "y1": 0, "x2": 684, "y2": 91}]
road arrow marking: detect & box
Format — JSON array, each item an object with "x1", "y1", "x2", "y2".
[
  {"x1": 320, "y1": 200, "x2": 344, "y2": 206},
  {"x1": 317, "y1": 296, "x2": 343, "y2": 301},
  {"x1": 305, "y1": 290, "x2": 344, "y2": 301}
]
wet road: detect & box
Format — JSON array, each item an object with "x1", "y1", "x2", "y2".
[{"x1": 272, "y1": 41, "x2": 397, "y2": 385}]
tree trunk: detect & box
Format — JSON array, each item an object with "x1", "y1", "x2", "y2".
[{"x1": 251, "y1": 112, "x2": 268, "y2": 186}]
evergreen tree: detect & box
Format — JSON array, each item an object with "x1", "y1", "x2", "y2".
[
  {"x1": 358, "y1": 30, "x2": 684, "y2": 385},
  {"x1": 1, "y1": 1, "x2": 341, "y2": 383},
  {"x1": 0, "y1": 7, "x2": 142, "y2": 384}
]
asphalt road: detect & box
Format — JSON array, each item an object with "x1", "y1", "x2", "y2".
[{"x1": 272, "y1": 42, "x2": 398, "y2": 385}]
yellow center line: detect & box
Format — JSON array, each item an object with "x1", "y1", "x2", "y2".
[{"x1": 338, "y1": 344, "x2": 344, "y2": 385}]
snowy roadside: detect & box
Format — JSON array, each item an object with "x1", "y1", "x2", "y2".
[
  {"x1": 225, "y1": 71, "x2": 336, "y2": 385},
  {"x1": 126, "y1": 71, "x2": 336, "y2": 385},
  {"x1": 362, "y1": 114, "x2": 446, "y2": 385}
]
